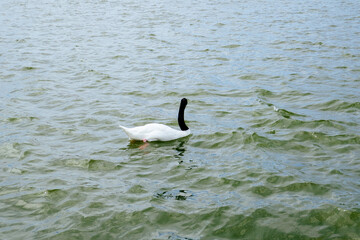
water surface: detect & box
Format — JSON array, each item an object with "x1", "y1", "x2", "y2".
[{"x1": 1, "y1": 0, "x2": 360, "y2": 239}]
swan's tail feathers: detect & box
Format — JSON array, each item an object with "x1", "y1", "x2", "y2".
[{"x1": 119, "y1": 125, "x2": 131, "y2": 139}]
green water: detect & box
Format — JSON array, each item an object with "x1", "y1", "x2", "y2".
[{"x1": 1, "y1": 0, "x2": 360, "y2": 239}]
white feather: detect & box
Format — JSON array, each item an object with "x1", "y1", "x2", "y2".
[
  {"x1": 119, "y1": 123, "x2": 191, "y2": 142},
  {"x1": 120, "y1": 98, "x2": 191, "y2": 142}
]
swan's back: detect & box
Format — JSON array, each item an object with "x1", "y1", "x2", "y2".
[
  {"x1": 120, "y1": 123, "x2": 190, "y2": 141},
  {"x1": 119, "y1": 98, "x2": 190, "y2": 142}
]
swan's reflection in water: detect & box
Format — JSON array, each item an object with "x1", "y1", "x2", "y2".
[{"x1": 124, "y1": 135, "x2": 191, "y2": 162}]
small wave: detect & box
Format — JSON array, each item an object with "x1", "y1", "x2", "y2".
[
  {"x1": 269, "y1": 118, "x2": 348, "y2": 131},
  {"x1": 0, "y1": 142, "x2": 22, "y2": 159},
  {"x1": 20, "y1": 66, "x2": 36, "y2": 71},
  {"x1": 250, "y1": 185, "x2": 273, "y2": 197},
  {"x1": 249, "y1": 181, "x2": 332, "y2": 197},
  {"x1": 274, "y1": 108, "x2": 306, "y2": 118},
  {"x1": 292, "y1": 131, "x2": 360, "y2": 148},
  {"x1": 5, "y1": 116, "x2": 38, "y2": 123},
  {"x1": 280, "y1": 182, "x2": 331, "y2": 195},
  {"x1": 266, "y1": 175, "x2": 295, "y2": 184},
  {"x1": 44, "y1": 189, "x2": 68, "y2": 201},
  {"x1": 58, "y1": 158, "x2": 122, "y2": 171},
  {"x1": 154, "y1": 189, "x2": 194, "y2": 201},
  {"x1": 127, "y1": 185, "x2": 148, "y2": 194},
  {"x1": 191, "y1": 176, "x2": 251, "y2": 189},
  {"x1": 191, "y1": 130, "x2": 313, "y2": 152},
  {"x1": 222, "y1": 44, "x2": 241, "y2": 49},
  {"x1": 306, "y1": 99, "x2": 360, "y2": 113}
]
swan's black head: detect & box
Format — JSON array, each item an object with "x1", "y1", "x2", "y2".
[
  {"x1": 181, "y1": 98, "x2": 188, "y2": 107},
  {"x1": 178, "y1": 98, "x2": 189, "y2": 131}
]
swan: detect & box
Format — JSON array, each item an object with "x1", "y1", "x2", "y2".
[{"x1": 119, "y1": 98, "x2": 191, "y2": 142}]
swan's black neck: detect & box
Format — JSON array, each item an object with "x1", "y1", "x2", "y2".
[{"x1": 178, "y1": 98, "x2": 189, "y2": 131}]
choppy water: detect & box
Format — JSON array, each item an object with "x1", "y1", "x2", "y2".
[{"x1": 1, "y1": 0, "x2": 360, "y2": 239}]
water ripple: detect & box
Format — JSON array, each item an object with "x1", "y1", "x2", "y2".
[{"x1": 1, "y1": 0, "x2": 360, "y2": 239}]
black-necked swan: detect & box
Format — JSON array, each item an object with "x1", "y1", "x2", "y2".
[{"x1": 119, "y1": 98, "x2": 191, "y2": 142}]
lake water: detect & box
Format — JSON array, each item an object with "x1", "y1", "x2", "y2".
[{"x1": 1, "y1": 0, "x2": 360, "y2": 239}]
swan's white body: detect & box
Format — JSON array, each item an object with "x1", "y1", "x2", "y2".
[
  {"x1": 120, "y1": 98, "x2": 191, "y2": 143},
  {"x1": 119, "y1": 124, "x2": 191, "y2": 142}
]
